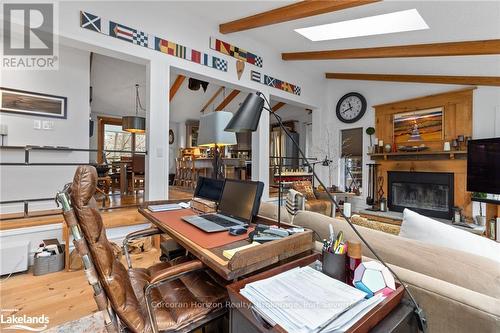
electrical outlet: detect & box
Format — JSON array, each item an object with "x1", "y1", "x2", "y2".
[
  {"x1": 42, "y1": 120, "x2": 54, "y2": 130},
  {"x1": 33, "y1": 120, "x2": 41, "y2": 129}
]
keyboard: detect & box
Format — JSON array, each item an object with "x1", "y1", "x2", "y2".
[{"x1": 202, "y1": 214, "x2": 240, "y2": 228}]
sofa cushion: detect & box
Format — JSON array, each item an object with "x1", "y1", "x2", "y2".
[
  {"x1": 258, "y1": 201, "x2": 291, "y2": 224},
  {"x1": 400, "y1": 209, "x2": 500, "y2": 263},
  {"x1": 293, "y1": 210, "x2": 500, "y2": 298}
]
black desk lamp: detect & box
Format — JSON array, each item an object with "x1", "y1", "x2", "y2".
[{"x1": 225, "y1": 91, "x2": 427, "y2": 332}]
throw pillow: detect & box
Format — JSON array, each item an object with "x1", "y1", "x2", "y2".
[
  {"x1": 292, "y1": 181, "x2": 316, "y2": 201},
  {"x1": 400, "y1": 208, "x2": 500, "y2": 263}
]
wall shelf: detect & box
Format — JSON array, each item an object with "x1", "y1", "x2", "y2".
[{"x1": 368, "y1": 150, "x2": 467, "y2": 161}]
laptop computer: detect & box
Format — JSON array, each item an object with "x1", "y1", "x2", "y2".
[
  {"x1": 193, "y1": 176, "x2": 224, "y2": 203},
  {"x1": 182, "y1": 179, "x2": 264, "y2": 233}
]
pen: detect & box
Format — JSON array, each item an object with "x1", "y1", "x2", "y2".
[
  {"x1": 329, "y1": 224, "x2": 335, "y2": 242},
  {"x1": 334, "y1": 231, "x2": 344, "y2": 252}
]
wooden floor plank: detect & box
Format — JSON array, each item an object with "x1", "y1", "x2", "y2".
[{"x1": 0, "y1": 249, "x2": 160, "y2": 329}]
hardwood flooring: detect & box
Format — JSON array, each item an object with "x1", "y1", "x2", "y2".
[
  {"x1": 0, "y1": 187, "x2": 195, "y2": 330},
  {"x1": 0, "y1": 249, "x2": 161, "y2": 330}
]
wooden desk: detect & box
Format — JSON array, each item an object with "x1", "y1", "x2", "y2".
[
  {"x1": 227, "y1": 253, "x2": 410, "y2": 333},
  {"x1": 139, "y1": 202, "x2": 314, "y2": 281}
]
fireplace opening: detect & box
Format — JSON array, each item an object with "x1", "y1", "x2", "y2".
[{"x1": 388, "y1": 171, "x2": 454, "y2": 220}]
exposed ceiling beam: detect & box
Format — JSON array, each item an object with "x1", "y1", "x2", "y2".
[
  {"x1": 282, "y1": 39, "x2": 500, "y2": 60},
  {"x1": 200, "y1": 86, "x2": 224, "y2": 113},
  {"x1": 219, "y1": 0, "x2": 380, "y2": 34},
  {"x1": 215, "y1": 89, "x2": 240, "y2": 111},
  {"x1": 325, "y1": 72, "x2": 500, "y2": 86},
  {"x1": 271, "y1": 102, "x2": 286, "y2": 112},
  {"x1": 169, "y1": 75, "x2": 185, "y2": 101}
]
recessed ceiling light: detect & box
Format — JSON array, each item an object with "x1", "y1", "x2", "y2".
[{"x1": 295, "y1": 9, "x2": 429, "y2": 42}]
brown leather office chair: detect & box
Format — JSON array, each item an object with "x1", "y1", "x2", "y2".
[{"x1": 61, "y1": 166, "x2": 227, "y2": 333}]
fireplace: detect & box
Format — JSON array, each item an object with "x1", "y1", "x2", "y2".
[{"x1": 388, "y1": 171, "x2": 454, "y2": 219}]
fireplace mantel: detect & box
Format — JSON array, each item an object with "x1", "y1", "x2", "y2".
[{"x1": 372, "y1": 88, "x2": 473, "y2": 217}]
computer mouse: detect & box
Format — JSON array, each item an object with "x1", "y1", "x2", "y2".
[{"x1": 228, "y1": 226, "x2": 248, "y2": 236}]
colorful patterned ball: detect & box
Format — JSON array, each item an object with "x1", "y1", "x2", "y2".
[{"x1": 353, "y1": 261, "x2": 396, "y2": 298}]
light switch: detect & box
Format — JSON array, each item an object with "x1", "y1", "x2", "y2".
[
  {"x1": 42, "y1": 120, "x2": 54, "y2": 130},
  {"x1": 156, "y1": 147, "x2": 163, "y2": 158},
  {"x1": 33, "y1": 120, "x2": 41, "y2": 129}
]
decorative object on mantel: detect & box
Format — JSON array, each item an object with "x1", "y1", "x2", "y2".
[
  {"x1": 250, "y1": 70, "x2": 301, "y2": 95},
  {"x1": 236, "y1": 60, "x2": 245, "y2": 80},
  {"x1": 1, "y1": 87, "x2": 67, "y2": 119},
  {"x1": 209, "y1": 37, "x2": 263, "y2": 67},
  {"x1": 80, "y1": 11, "x2": 228, "y2": 72},
  {"x1": 384, "y1": 144, "x2": 392, "y2": 153},
  {"x1": 393, "y1": 107, "x2": 443, "y2": 144},
  {"x1": 443, "y1": 141, "x2": 451, "y2": 151},
  {"x1": 122, "y1": 84, "x2": 146, "y2": 133},
  {"x1": 452, "y1": 139, "x2": 459, "y2": 151},
  {"x1": 335, "y1": 92, "x2": 367, "y2": 124},
  {"x1": 457, "y1": 134, "x2": 465, "y2": 150},
  {"x1": 397, "y1": 144, "x2": 429, "y2": 152},
  {"x1": 366, "y1": 127, "x2": 375, "y2": 153}
]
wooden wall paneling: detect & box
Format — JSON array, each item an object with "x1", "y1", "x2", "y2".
[
  {"x1": 373, "y1": 88, "x2": 475, "y2": 218},
  {"x1": 444, "y1": 104, "x2": 457, "y2": 141}
]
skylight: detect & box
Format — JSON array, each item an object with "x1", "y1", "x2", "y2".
[{"x1": 295, "y1": 9, "x2": 429, "y2": 42}]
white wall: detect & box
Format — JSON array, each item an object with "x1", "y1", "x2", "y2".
[
  {"x1": 0, "y1": 45, "x2": 90, "y2": 213},
  {"x1": 51, "y1": 1, "x2": 325, "y2": 202},
  {"x1": 322, "y1": 80, "x2": 500, "y2": 211}
]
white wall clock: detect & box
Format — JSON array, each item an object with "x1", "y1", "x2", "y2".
[{"x1": 336, "y1": 92, "x2": 367, "y2": 123}]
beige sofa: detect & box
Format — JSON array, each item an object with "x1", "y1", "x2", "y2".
[{"x1": 258, "y1": 203, "x2": 500, "y2": 333}]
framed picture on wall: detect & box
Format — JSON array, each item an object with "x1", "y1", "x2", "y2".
[
  {"x1": 393, "y1": 107, "x2": 443, "y2": 144},
  {"x1": 0, "y1": 87, "x2": 67, "y2": 119}
]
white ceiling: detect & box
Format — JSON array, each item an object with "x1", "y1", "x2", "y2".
[
  {"x1": 90, "y1": 53, "x2": 147, "y2": 117},
  {"x1": 90, "y1": 1, "x2": 499, "y2": 123},
  {"x1": 181, "y1": 0, "x2": 500, "y2": 78}
]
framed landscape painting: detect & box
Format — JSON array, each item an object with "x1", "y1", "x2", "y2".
[
  {"x1": 393, "y1": 107, "x2": 443, "y2": 144},
  {"x1": 0, "y1": 87, "x2": 67, "y2": 119}
]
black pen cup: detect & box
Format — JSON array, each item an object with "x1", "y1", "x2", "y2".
[{"x1": 322, "y1": 250, "x2": 346, "y2": 282}]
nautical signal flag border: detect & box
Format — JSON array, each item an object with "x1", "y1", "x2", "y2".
[{"x1": 80, "y1": 11, "x2": 227, "y2": 72}]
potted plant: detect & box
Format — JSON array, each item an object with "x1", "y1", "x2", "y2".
[{"x1": 366, "y1": 127, "x2": 375, "y2": 154}]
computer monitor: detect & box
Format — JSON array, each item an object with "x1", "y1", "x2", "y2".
[
  {"x1": 218, "y1": 179, "x2": 264, "y2": 223},
  {"x1": 194, "y1": 177, "x2": 225, "y2": 202}
]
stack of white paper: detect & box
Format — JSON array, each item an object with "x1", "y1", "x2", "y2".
[{"x1": 240, "y1": 266, "x2": 384, "y2": 333}]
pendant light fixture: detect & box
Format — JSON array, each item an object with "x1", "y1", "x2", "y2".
[{"x1": 122, "y1": 83, "x2": 146, "y2": 133}]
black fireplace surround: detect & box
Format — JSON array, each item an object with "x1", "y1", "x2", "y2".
[{"x1": 388, "y1": 171, "x2": 454, "y2": 220}]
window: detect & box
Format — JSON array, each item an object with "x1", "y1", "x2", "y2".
[
  {"x1": 341, "y1": 128, "x2": 363, "y2": 195},
  {"x1": 103, "y1": 124, "x2": 132, "y2": 162},
  {"x1": 98, "y1": 117, "x2": 146, "y2": 163}
]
